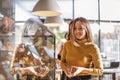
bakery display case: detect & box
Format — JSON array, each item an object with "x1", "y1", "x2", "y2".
[
  {"x1": 10, "y1": 18, "x2": 56, "y2": 80},
  {"x1": 24, "y1": 18, "x2": 56, "y2": 78}
]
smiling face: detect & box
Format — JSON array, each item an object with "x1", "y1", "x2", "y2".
[{"x1": 73, "y1": 21, "x2": 86, "y2": 40}]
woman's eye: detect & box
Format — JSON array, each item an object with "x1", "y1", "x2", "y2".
[
  {"x1": 74, "y1": 27, "x2": 85, "y2": 30},
  {"x1": 78, "y1": 27, "x2": 84, "y2": 30}
]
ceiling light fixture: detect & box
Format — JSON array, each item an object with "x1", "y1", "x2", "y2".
[
  {"x1": 44, "y1": 16, "x2": 64, "y2": 27},
  {"x1": 32, "y1": 0, "x2": 62, "y2": 17}
]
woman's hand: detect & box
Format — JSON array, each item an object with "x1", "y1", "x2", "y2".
[
  {"x1": 64, "y1": 67, "x2": 74, "y2": 78},
  {"x1": 24, "y1": 66, "x2": 49, "y2": 77},
  {"x1": 24, "y1": 67, "x2": 38, "y2": 76},
  {"x1": 72, "y1": 66, "x2": 87, "y2": 76},
  {"x1": 37, "y1": 66, "x2": 49, "y2": 77}
]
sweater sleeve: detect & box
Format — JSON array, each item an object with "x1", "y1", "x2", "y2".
[
  {"x1": 88, "y1": 45, "x2": 103, "y2": 76},
  {"x1": 10, "y1": 44, "x2": 25, "y2": 75},
  {"x1": 60, "y1": 43, "x2": 68, "y2": 71},
  {"x1": 10, "y1": 45, "x2": 19, "y2": 74}
]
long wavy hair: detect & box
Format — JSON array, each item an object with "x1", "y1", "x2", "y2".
[
  {"x1": 70, "y1": 17, "x2": 93, "y2": 42},
  {"x1": 65, "y1": 20, "x2": 74, "y2": 40}
]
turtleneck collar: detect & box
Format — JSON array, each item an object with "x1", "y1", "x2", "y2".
[
  {"x1": 76, "y1": 39, "x2": 88, "y2": 44},
  {"x1": 71, "y1": 39, "x2": 88, "y2": 47}
]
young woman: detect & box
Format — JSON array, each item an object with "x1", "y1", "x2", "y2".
[{"x1": 60, "y1": 17, "x2": 103, "y2": 80}]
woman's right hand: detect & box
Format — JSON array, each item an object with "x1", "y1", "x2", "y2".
[
  {"x1": 24, "y1": 66, "x2": 49, "y2": 77},
  {"x1": 24, "y1": 67, "x2": 38, "y2": 76},
  {"x1": 37, "y1": 66, "x2": 49, "y2": 77},
  {"x1": 72, "y1": 66, "x2": 86, "y2": 76},
  {"x1": 64, "y1": 67, "x2": 74, "y2": 78}
]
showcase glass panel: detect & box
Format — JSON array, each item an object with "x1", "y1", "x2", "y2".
[{"x1": 11, "y1": 18, "x2": 56, "y2": 80}]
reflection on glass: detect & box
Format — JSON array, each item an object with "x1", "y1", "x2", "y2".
[{"x1": 10, "y1": 18, "x2": 56, "y2": 80}]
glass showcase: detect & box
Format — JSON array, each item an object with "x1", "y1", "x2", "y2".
[{"x1": 10, "y1": 18, "x2": 56, "y2": 80}]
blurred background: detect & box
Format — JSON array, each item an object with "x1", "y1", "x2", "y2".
[{"x1": 0, "y1": 0, "x2": 120, "y2": 80}]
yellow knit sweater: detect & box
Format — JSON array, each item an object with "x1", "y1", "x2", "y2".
[{"x1": 60, "y1": 39, "x2": 103, "y2": 76}]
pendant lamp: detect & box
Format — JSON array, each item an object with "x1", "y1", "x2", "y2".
[
  {"x1": 32, "y1": 0, "x2": 62, "y2": 17},
  {"x1": 44, "y1": 16, "x2": 64, "y2": 27}
]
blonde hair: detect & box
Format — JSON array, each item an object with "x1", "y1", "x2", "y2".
[
  {"x1": 67, "y1": 20, "x2": 74, "y2": 40},
  {"x1": 70, "y1": 17, "x2": 93, "y2": 42}
]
